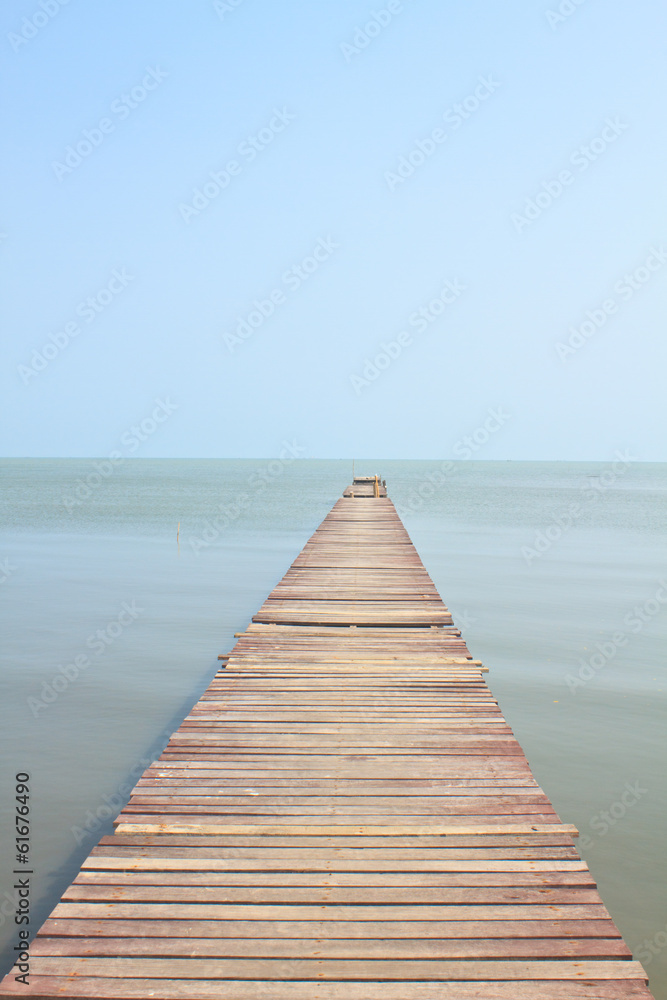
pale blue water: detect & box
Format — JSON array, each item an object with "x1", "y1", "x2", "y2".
[{"x1": 1, "y1": 459, "x2": 666, "y2": 995}]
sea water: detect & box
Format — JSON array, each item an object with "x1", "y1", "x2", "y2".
[{"x1": 1, "y1": 459, "x2": 665, "y2": 995}]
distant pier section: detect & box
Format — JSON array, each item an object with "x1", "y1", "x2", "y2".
[{"x1": 343, "y1": 474, "x2": 387, "y2": 498}]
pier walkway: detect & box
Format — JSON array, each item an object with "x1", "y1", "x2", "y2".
[{"x1": 1, "y1": 480, "x2": 654, "y2": 998}]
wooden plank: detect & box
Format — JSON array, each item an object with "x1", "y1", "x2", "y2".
[
  {"x1": 69, "y1": 870, "x2": 596, "y2": 887},
  {"x1": 82, "y1": 856, "x2": 590, "y2": 873},
  {"x1": 134, "y1": 777, "x2": 542, "y2": 788},
  {"x1": 15, "y1": 957, "x2": 647, "y2": 981},
  {"x1": 0, "y1": 977, "x2": 653, "y2": 1000},
  {"x1": 133, "y1": 780, "x2": 542, "y2": 790},
  {"x1": 126, "y1": 794, "x2": 553, "y2": 808},
  {"x1": 32, "y1": 937, "x2": 631, "y2": 958},
  {"x1": 93, "y1": 840, "x2": 582, "y2": 855},
  {"x1": 40, "y1": 917, "x2": 626, "y2": 939},
  {"x1": 121, "y1": 805, "x2": 559, "y2": 818},
  {"x1": 61, "y1": 886, "x2": 604, "y2": 905},
  {"x1": 114, "y1": 822, "x2": 580, "y2": 837}
]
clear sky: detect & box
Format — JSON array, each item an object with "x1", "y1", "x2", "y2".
[{"x1": 2, "y1": 0, "x2": 666, "y2": 459}]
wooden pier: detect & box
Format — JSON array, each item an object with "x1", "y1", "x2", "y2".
[{"x1": 2, "y1": 480, "x2": 654, "y2": 999}]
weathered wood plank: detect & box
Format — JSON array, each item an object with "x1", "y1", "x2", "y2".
[
  {"x1": 14, "y1": 957, "x2": 648, "y2": 981},
  {"x1": 0, "y1": 977, "x2": 653, "y2": 1000},
  {"x1": 83, "y1": 856, "x2": 588, "y2": 872},
  {"x1": 68, "y1": 870, "x2": 596, "y2": 887},
  {"x1": 32, "y1": 937, "x2": 631, "y2": 959},
  {"x1": 92, "y1": 840, "x2": 582, "y2": 855},
  {"x1": 39, "y1": 917, "x2": 626, "y2": 939},
  {"x1": 61, "y1": 886, "x2": 604, "y2": 905},
  {"x1": 113, "y1": 822, "x2": 579, "y2": 837}
]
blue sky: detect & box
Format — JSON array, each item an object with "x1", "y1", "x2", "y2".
[{"x1": 2, "y1": 0, "x2": 666, "y2": 459}]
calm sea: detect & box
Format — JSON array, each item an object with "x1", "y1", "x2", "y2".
[{"x1": 1, "y1": 459, "x2": 666, "y2": 995}]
